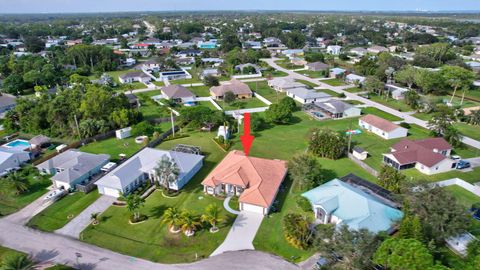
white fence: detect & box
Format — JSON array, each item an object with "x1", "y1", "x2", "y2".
[
  {"x1": 253, "y1": 92, "x2": 273, "y2": 105},
  {"x1": 232, "y1": 73, "x2": 263, "y2": 79},
  {"x1": 432, "y1": 178, "x2": 480, "y2": 197},
  {"x1": 225, "y1": 107, "x2": 269, "y2": 115}
]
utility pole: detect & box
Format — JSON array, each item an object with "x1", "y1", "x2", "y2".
[
  {"x1": 74, "y1": 114, "x2": 81, "y2": 140},
  {"x1": 170, "y1": 110, "x2": 175, "y2": 137},
  {"x1": 347, "y1": 119, "x2": 353, "y2": 155}
]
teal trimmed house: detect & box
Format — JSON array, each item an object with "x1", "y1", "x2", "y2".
[{"x1": 302, "y1": 174, "x2": 403, "y2": 234}]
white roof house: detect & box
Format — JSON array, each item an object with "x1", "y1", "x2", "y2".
[
  {"x1": 286, "y1": 88, "x2": 332, "y2": 104},
  {"x1": 326, "y1": 45, "x2": 342, "y2": 55},
  {"x1": 267, "y1": 77, "x2": 306, "y2": 92},
  {"x1": 345, "y1": 74, "x2": 366, "y2": 85},
  {"x1": 0, "y1": 148, "x2": 30, "y2": 177},
  {"x1": 96, "y1": 147, "x2": 204, "y2": 197}
]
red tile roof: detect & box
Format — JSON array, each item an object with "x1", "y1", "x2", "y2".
[
  {"x1": 360, "y1": 114, "x2": 403, "y2": 132},
  {"x1": 202, "y1": 151, "x2": 288, "y2": 208},
  {"x1": 389, "y1": 138, "x2": 452, "y2": 167}
]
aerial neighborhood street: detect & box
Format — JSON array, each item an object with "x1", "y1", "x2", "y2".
[{"x1": 1, "y1": 1, "x2": 480, "y2": 270}]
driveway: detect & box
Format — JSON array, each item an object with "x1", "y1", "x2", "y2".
[
  {"x1": 55, "y1": 195, "x2": 115, "y2": 238},
  {"x1": 55, "y1": 196, "x2": 115, "y2": 238},
  {"x1": 4, "y1": 189, "x2": 52, "y2": 225},
  {"x1": 211, "y1": 211, "x2": 264, "y2": 256}
]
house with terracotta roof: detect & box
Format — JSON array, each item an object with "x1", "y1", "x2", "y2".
[
  {"x1": 383, "y1": 138, "x2": 455, "y2": 175},
  {"x1": 201, "y1": 150, "x2": 288, "y2": 215},
  {"x1": 209, "y1": 79, "x2": 253, "y2": 100},
  {"x1": 359, "y1": 114, "x2": 408, "y2": 140}
]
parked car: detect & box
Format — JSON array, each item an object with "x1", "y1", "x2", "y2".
[
  {"x1": 451, "y1": 155, "x2": 462, "y2": 160},
  {"x1": 457, "y1": 160, "x2": 471, "y2": 169}
]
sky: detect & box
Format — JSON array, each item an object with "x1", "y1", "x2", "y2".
[{"x1": 0, "y1": 0, "x2": 479, "y2": 14}]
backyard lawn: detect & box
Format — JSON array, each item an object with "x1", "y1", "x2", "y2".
[
  {"x1": 0, "y1": 169, "x2": 52, "y2": 216},
  {"x1": 152, "y1": 81, "x2": 165, "y2": 87},
  {"x1": 220, "y1": 97, "x2": 268, "y2": 111},
  {"x1": 295, "y1": 79, "x2": 318, "y2": 89},
  {"x1": 246, "y1": 81, "x2": 285, "y2": 103},
  {"x1": 316, "y1": 89, "x2": 341, "y2": 98},
  {"x1": 81, "y1": 132, "x2": 235, "y2": 263},
  {"x1": 322, "y1": 78, "x2": 345, "y2": 86},
  {"x1": 79, "y1": 137, "x2": 144, "y2": 162},
  {"x1": 297, "y1": 69, "x2": 327, "y2": 78},
  {"x1": 275, "y1": 59, "x2": 304, "y2": 70},
  {"x1": 188, "y1": 85, "x2": 211, "y2": 97},
  {"x1": 27, "y1": 192, "x2": 101, "y2": 232},
  {"x1": 362, "y1": 107, "x2": 403, "y2": 121},
  {"x1": 344, "y1": 87, "x2": 364, "y2": 93},
  {"x1": 444, "y1": 185, "x2": 480, "y2": 208},
  {"x1": 369, "y1": 95, "x2": 414, "y2": 112},
  {"x1": 263, "y1": 69, "x2": 289, "y2": 78}
]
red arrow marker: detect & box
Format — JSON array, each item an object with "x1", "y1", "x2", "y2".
[{"x1": 240, "y1": 112, "x2": 255, "y2": 156}]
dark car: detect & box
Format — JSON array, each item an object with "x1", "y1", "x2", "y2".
[{"x1": 457, "y1": 160, "x2": 471, "y2": 170}]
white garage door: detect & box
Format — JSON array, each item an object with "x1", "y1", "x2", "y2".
[
  {"x1": 242, "y1": 203, "x2": 265, "y2": 215},
  {"x1": 101, "y1": 187, "x2": 121, "y2": 198}
]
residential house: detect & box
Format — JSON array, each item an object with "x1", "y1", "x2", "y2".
[
  {"x1": 161, "y1": 85, "x2": 196, "y2": 104},
  {"x1": 286, "y1": 88, "x2": 332, "y2": 104},
  {"x1": 201, "y1": 58, "x2": 224, "y2": 66},
  {"x1": 0, "y1": 148, "x2": 31, "y2": 177},
  {"x1": 367, "y1": 45, "x2": 389, "y2": 54},
  {"x1": 349, "y1": 47, "x2": 368, "y2": 56},
  {"x1": 29, "y1": 135, "x2": 50, "y2": 149},
  {"x1": 125, "y1": 93, "x2": 139, "y2": 108},
  {"x1": 176, "y1": 49, "x2": 202, "y2": 58},
  {"x1": 302, "y1": 174, "x2": 403, "y2": 233},
  {"x1": 243, "y1": 41, "x2": 262, "y2": 50},
  {"x1": 345, "y1": 74, "x2": 366, "y2": 85},
  {"x1": 119, "y1": 72, "x2": 151, "y2": 84},
  {"x1": 0, "y1": 94, "x2": 16, "y2": 114},
  {"x1": 268, "y1": 77, "x2": 305, "y2": 92},
  {"x1": 198, "y1": 40, "x2": 217, "y2": 49},
  {"x1": 158, "y1": 70, "x2": 192, "y2": 81},
  {"x1": 329, "y1": 67, "x2": 346, "y2": 78},
  {"x1": 326, "y1": 45, "x2": 342, "y2": 55},
  {"x1": 466, "y1": 61, "x2": 480, "y2": 72},
  {"x1": 359, "y1": 114, "x2": 408, "y2": 139},
  {"x1": 313, "y1": 100, "x2": 361, "y2": 119},
  {"x1": 36, "y1": 150, "x2": 110, "y2": 190},
  {"x1": 283, "y1": 49, "x2": 304, "y2": 58},
  {"x1": 202, "y1": 150, "x2": 288, "y2": 215},
  {"x1": 175, "y1": 57, "x2": 195, "y2": 66},
  {"x1": 383, "y1": 138, "x2": 455, "y2": 175},
  {"x1": 142, "y1": 60, "x2": 161, "y2": 72},
  {"x1": 200, "y1": 68, "x2": 220, "y2": 79},
  {"x1": 305, "y1": 62, "x2": 329, "y2": 72},
  {"x1": 386, "y1": 84, "x2": 409, "y2": 100},
  {"x1": 96, "y1": 147, "x2": 204, "y2": 197},
  {"x1": 210, "y1": 79, "x2": 253, "y2": 100}
]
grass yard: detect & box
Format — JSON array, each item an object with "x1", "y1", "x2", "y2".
[
  {"x1": 196, "y1": 100, "x2": 219, "y2": 111},
  {"x1": 247, "y1": 81, "x2": 286, "y2": 103},
  {"x1": 275, "y1": 59, "x2": 304, "y2": 70},
  {"x1": 362, "y1": 107, "x2": 403, "y2": 121},
  {"x1": 297, "y1": 69, "x2": 327, "y2": 78},
  {"x1": 403, "y1": 167, "x2": 480, "y2": 184},
  {"x1": 444, "y1": 185, "x2": 480, "y2": 208},
  {"x1": 345, "y1": 87, "x2": 364, "y2": 93},
  {"x1": 152, "y1": 81, "x2": 165, "y2": 87},
  {"x1": 263, "y1": 69, "x2": 289, "y2": 78},
  {"x1": 411, "y1": 112, "x2": 432, "y2": 121},
  {"x1": 137, "y1": 94, "x2": 170, "y2": 121},
  {"x1": 295, "y1": 79, "x2": 318, "y2": 89},
  {"x1": 345, "y1": 100, "x2": 364, "y2": 105},
  {"x1": 369, "y1": 95, "x2": 414, "y2": 112},
  {"x1": 322, "y1": 78, "x2": 346, "y2": 86},
  {"x1": 188, "y1": 85, "x2": 211, "y2": 97},
  {"x1": 316, "y1": 89, "x2": 341, "y2": 98},
  {"x1": 454, "y1": 122, "x2": 480, "y2": 141},
  {"x1": 79, "y1": 137, "x2": 144, "y2": 162},
  {"x1": 0, "y1": 246, "x2": 24, "y2": 262},
  {"x1": 81, "y1": 132, "x2": 235, "y2": 263},
  {"x1": 220, "y1": 97, "x2": 268, "y2": 111},
  {"x1": 170, "y1": 78, "x2": 203, "y2": 85},
  {"x1": 27, "y1": 192, "x2": 101, "y2": 232},
  {"x1": 0, "y1": 169, "x2": 52, "y2": 216}
]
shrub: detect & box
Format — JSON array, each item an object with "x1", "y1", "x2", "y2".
[
  {"x1": 296, "y1": 196, "x2": 312, "y2": 212},
  {"x1": 399, "y1": 122, "x2": 411, "y2": 129},
  {"x1": 283, "y1": 213, "x2": 314, "y2": 250}
]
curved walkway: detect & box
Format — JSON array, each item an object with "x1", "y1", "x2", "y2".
[{"x1": 223, "y1": 196, "x2": 241, "y2": 215}]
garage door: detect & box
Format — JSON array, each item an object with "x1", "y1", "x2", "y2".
[
  {"x1": 101, "y1": 187, "x2": 121, "y2": 198},
  {"x1": 242, "y1": 203, "x2": 265, "y2": 215}
]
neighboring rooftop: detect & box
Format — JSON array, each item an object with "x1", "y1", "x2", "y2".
[
  {"x1": 360, "y1": 114, "x2": 403, "y2": 132},
  {"x1": 210, "y1": 79, "x2": 252, "y2": 97},
  {"x1": 389, "y1": 138, "x2": 452, "y2": 167},
  {"x1": 161, "y1": 85, "x2": 194, "y2": 99}
]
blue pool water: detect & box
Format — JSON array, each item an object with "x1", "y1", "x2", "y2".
[{"x1": 5, "y1": 139, "x2": 31, "y2": 149}]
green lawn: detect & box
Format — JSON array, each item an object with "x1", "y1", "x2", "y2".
[
  {"x1": 79, "y1": 137, "x2": 144, "y2": 162},
  {"x1": 345, "y1": 87, "x2": 364, "y2": 93},
  {"x1": 369, "y1": 95, "x2": 414, "y2": 112},
  {"x1": 262, "y1": 69, "x2": 289, "y2": 78},
  {"x1": 247, "y1": 81, "x2": 286, "y2": 103},
  {"x1": 316, "y1": 89, "x2": 341, "y2": 98},
  {"x1": 152, "y1": 81, "x2": 165, "y2": 87},
  {"x1": 81, "y1": 132, "x2": 235, "y2": 263},
  {"x1": 196, "y1": 100, "x2": 219, "y2": 111},
  {"x1": 454, "y1": 122, "x2": 480, "y2": 141},
  {"x1": 137, "y1": 93, "x2": 171, "y2": 121},
  {"x1": 411, "y1": 112, "x2": 432, "y2": 121},
  {"x1": 170, "y1": 78, "x2": 203, "y2": 85},
  {"x1": 345, "y1": 100, "x2": 364, "y2": 105},
  {"x1": 220, "y1": 97, "x2": 268, "y2": 111},
  {"x1": 322, "y1": 78, "x2": 346, "y2": 86},
  {"x1": 0, "y1": 246, "x2": 24, "y2": 262},
  {"x1": 444, "y1": 185, "x2": 480, "y2": 208},
  {"x1": 297, "y1": 70, "x2": 327, "y2": 78},
  {"x1": 0, "y1": 169, "x2": 52, "y2": 216},
  {"x1": 27, "y1": 192, "x2": 101, "y2": 232},
  {"x1": 275, "y1": 59, "x2": 304, "y2": 70},
  {"x1": 295, "y1": 79, "x2": 318, "y2": 89},
  {"x1": 188, "y1": 85, "x2": 211, "y2": 97},
  {"x1": 362, "y1": 107, "x2": 403, "y2": 121}
]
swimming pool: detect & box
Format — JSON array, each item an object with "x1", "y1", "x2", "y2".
[{"x1": 3, "y1": 139, "x2": 31, "y2": 150}]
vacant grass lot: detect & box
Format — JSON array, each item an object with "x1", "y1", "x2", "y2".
[
  {"x1": 362, "y1": 107, "x2": 403, "y2": 121},
  {"x1": 275, "y1": 59, "x2": 304, "y2": 70},
  {"x1": 322, "y1": 78, "x2": 346, "y2": 86},
  {"x1": 188, "y1": 85, "x2": 211, "y2": 97},
  {"x1": 316, "y1": 89, "x2": 341, "y2": 98},
  {"x1": 81, "y1": 132, "x2": 235, "y2": 263},
  {"x1": 344, "y1": 87, "x2": 364, "y2": 93},
  {"x1": 27, "y1": 192, "x2": 100, "y2": 232},
  {"x1": 79, "y1": 137, "x2": 144, "y2": 162},
  {"x1": 246, "y1": 81, "x2": 285, "y2": 103},
  {"x1": 369, "y1": 95, "x2": 414, "y2": 112},
  {"x1": 220, "y1": 97, "x2": 268, "y2": 111},
  {"x1": 137, "y1": 93, "x2": 171, "y2": 121},
  {"x1": 262, "y1": 69, "x2": 289, "y2": 77},
  {"x1": 0, "y1": 170, "x2": 51, "y2": 216},
  {"x1": 297, "y1": 70, "x2": 327, "y2": 78},
  {"x1": 454, "y1": 122, "x2": 480, "y2": 141}
]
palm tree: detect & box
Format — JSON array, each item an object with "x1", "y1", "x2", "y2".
[
  {"x1": 90, "y1": 212, "x2": 100, "y2": 224},
  {"x1": 0, "y1": 253, "x2": 34, "y2": 270},
  {"x1": 154, "y1": 155, "x2": 180, "y2": 191},
  {"x1": 125, "y1": 194, "x2": 145, "y2": 222},
  {"x1": 201, "y1": 204, "x2": 223, "y2": 233},
  {"x1": 179, "y1": 210, "x2": 202, "y2": 237},
  {"x1": 4, "y1": 173, "x2": 29, "y2": 195},
  {"x1": 161, "y1": 207, "x2": 182, "y2": 233}
]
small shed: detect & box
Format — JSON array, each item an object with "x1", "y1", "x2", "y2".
[
  {"x1": 116, "y1": 127, "x2": 132, "y2": 139},
  {"x1": 217, "y1": 126, "x2": 230, "y2": 140},
  {"x1": 29, "y1": 135, "x2": 51, "y2": 149},
  {"x1": 352, "y1": 146, "x2": 368, "y2": 160}
]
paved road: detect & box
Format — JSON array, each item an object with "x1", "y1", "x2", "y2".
[
  {"x1": 211, "y1": 211, "x2": 264, "y2": 256},
  {"x1": 55, "y1": 196, "x2": 116, "y2": 238},
  {"x1": 262, "y1": 58, "x2": 480, "y2": 150},
  {"x1": 0, "y1": 218, "x2": 298, "y2": 270}
]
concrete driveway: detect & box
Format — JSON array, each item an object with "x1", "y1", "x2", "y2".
[
  {"x1": 55, "y1": 195, "x2": 115, "y2": 238},
  {"x1": 211, "y1": 211, "x2": 264, "y2": 256},
  {"x1": 4, "y1": 189, "x2": 52, "y2": 225}
]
